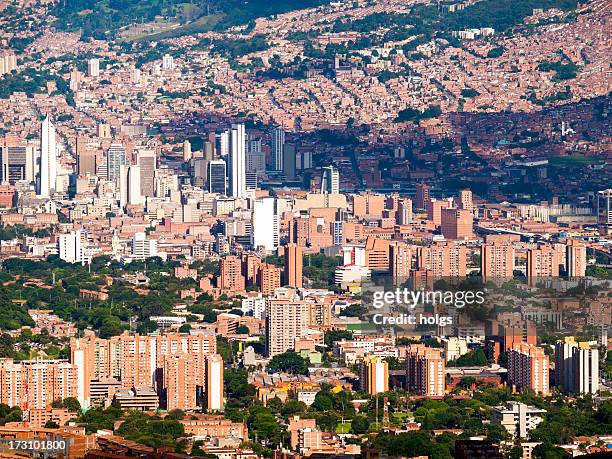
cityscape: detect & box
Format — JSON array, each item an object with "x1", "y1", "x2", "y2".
[{"x1": 0, "y1": 0, "x2": 610, "y2": 458}]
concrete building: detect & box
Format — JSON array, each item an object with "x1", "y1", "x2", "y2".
[
  {"x1": 554, "y1": 337, "x2": 599, "y2": 395},
  {"x1": 405, "y1": 344, "x2": 445, "y2": 396},
  {"x1": 481, "y1": 240, "x2": 515, "y2": 281},
  {"x1": 491, "y1": 401, "x2": 546, "y2": 438},
  {"x1": 38, "y1": 116, "x2": 57, "y2": 198},
  {"x1": 360, "y1": 355, "x2": 389, "y2": 394},
  {"x1": 565, "y1": 239, "x2": 586, "y2": 277},
  {"x1": 508, "y1": 343, "x2": 549, "y2": 396},
  {"x1": 321, "y1": 166, "x2": 339, "y2": 194},
  {"x1": 284, "y1": 243, "x2": 303, "y2": 289},
  {"x1": 252, "y1": 197, "x2": 279, "y2": 251},
  {"x1": 229, "y1": 124, "x2": 246, "y2": 198},
  {"x1": 265, "y1": 298, "x2": 310, "y2": 356},
  {"x1": 58, "y1": 230, "x2": 88, "y2": 265}
]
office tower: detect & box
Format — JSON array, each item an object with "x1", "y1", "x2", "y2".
[
  {"x1": 365, "y1": 236, "x2": 390, "y2": 272},
  {"x1": 38, "y1": 116, "x2": 57, "y2": 198},
  {"x1": 136, "y1": 149, "x2": 156, "y2": 198},
  {"x1": 416, "y1": 242, "x2": 467, "y2": 278},
  {"x1": 285, "y1": 243, "x2": 303, "y2": 288},
  {"x1": 596, "y1": 189, "x2": 612, "y2": 236},
  {"x1": 246, "y1": 150, "x2": 265, "y2": 173},
  {"x1": 258, "y1": 263, "x2": 281, "y2": 296},
  {"x1": 398, "y1": 198, "x2": 413, "y2": 224},
  {"x1": 77, "y1": 150, "x2": 96, "y2": 176},
  {"x1": 97, "y1": 123, "x2": 111, "y2": 139},
  {"x1": 352, "y1": 193, "x2": 386, "y2": 219},
  {"x1": 405, "y1": 344, "x2": 445, "y2": 396},
  {"x1": 271, "y1": 126, "x2": 285, "y2": 171},
  {"x1": 162, "y1": 54, "x2": 174, "y2": 70},
  {"x1": 360, "y1": 356, "x2": 389, "y2": 395},
  {"x1": 219, "y1": 255, "x2": 245, "y2": 292},
  {"x1": 205, "y1": 354, "x2": 224, "y2": 411},
  {"x1": 481, "y1": 240, "x2": 515, "y2": 281},
  {"x1": 555, "y1": 338, "x2": 599, "y2": 395},
  {"x1": 321, "y1": 166, "x2": 340, "y2": 194},
  {"x1": 59, "y1": 230, "x2": 88, "y2": 264},
  {"x1": 120, "y1": 164, "x2": 143, "y2": 207},
  {"x1": 458, "y1": 189, "x2": 473, "y2": 211},
  {"x1": 265, "y1": 298, "x2": 310, "y2": 356},
  {"x1": 208, "y1": 160, "x2": 227, "y2": 195},
  {"x1": 131, "y1": 232, "x2": 158, "y2": 260},
  {"x1": 87, "y1": 58, "x2": 100, "y2": 77},
  {"x1": 0, "y1": 145, "x2": 35, "y2": 184},
  {"x1": 526, "y1": 245, "x2": 560, "y2": 282},
  {"x1": 390, "y1": 241, "x2": 412, "y2": 282},
  {"x1": 566, "y1": 239, "x2": 586, "y2": 277},
  {"x1": 229, "y1": 124, "x2": 246, "y2": 198},
  {"x1": 283, "y1": 143, "x2": 297, "y2": 180},
  {"x1": 0, "y1": 52, "x2": 17, "y2": 76},
  {"x1": 106, "y1": 143, "x2": 126, "y2": 183},
  {"x1": 296, "y1": 150, "x2": 312, "y2": 170},
  {"x1": 245, "y1": 171, "x2": 257, "y2": 191},
  {"x1": 252, "y1": 197, "x2": 279, "y2": 251},
  {"x1": 427, "y1": 199, "x2": 450, "y2": 226},
  {"x1": 415, "y1": 183, "x2": 430, "y2": 210},
  {"x1": 508, "y1": 343, "x2": 549, "y2": 395},
  {"x1": 183, "y1": 140, "x2": 192, "y2": 162},
  {"x1": 440, "y1": 208, "x2": 473, "y2": 240}
]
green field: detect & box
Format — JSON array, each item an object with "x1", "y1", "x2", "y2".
[{"x1": 548, "y1": 155, "x2": 601, "y2": 167}]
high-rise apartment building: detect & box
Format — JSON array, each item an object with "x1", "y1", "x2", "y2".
[
  {"x1": 427, "y1": 199, "x2": 450, "y2": 226},
  {"x1": 481, "y1": 240, "x2": 515, "y2": 281},
  {"x1": 229, "y1": 124, "x2": 246, "y2": 198},
  {"x1": 38, "y1": 116, "x2": 57, "y2": 198},
  {"x1": 131, "y1": 232, "x2": 158, "y2": 260},
  {"x1": 565, "y1": 239, "x2": 587, "y2": 277},
  {"x1": 508, "y1": 343, "x2": 549, "y2": 396},
  {"x1": 526, "y1": 245, "x2": 560, "y2": 282},
  {"x1": 258, "y1": 263, "x2": 281, "y2": 296},
  {"x1": 265, "y1": 298, "x2": 310, "y2": 356},
  {"x1": 554, "y1": 337, "x2": 599, "y2": 395},
  {"x1": 405, "y1": 344, "x2": 445, "y2": 396},
  {"x1": 0, "y1": 52, "x2": 17, "y2": 76},
  {"x1": 360, "y1": 356, "x2": 389, "y2": 395},
  {"x1": 59, "y1": 230, "x2": 89, "y2": 265},
  {"x1": 284, "y1": 243, "x2": 303, "y2": 289},
  {"x1": 390, "y1": 241, "x2": 412, "y2": 281},
  {"x1": 219, "y1": 255, "x2": 245, "y2": 292},
  {"x1": 205, "y1": 354, "x2": 224, "y2": 411},
  {"x1": 87, "y1": 58, "x2": 100, "y2": 77},
  {"x1": 458, "y1": 189, "x2": 473, "y2": 212},
  {"x1": 398, "y1": 198, "x2": 413, "y2": 225},
  {"x1": 416, "y1": 242, "x2": 467, "y2": 278}
]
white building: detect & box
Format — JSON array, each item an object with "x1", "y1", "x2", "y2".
[
  {"x1": 229, "y1": 124, "x2": 246, "y2": 198},
  {"x1": 321, "y1": 166, "x2": 339, "y2": 194},
  {"x1": 162, "y1": 54, "x2": 174, "y2": 70},
  {"x1": 555, "y1": 339, "x2": 599, "y2": 395},
  {"x1": 120, "y1": 164, "x2": 144, "y2": 208},
  {"x1": 205, "y1": 355, "x2": 224, "y2": 411},
  {"x1": 131, "y1": 232, "x2": 158, "y2": 260},
  {"x1": 241, "y1": 296, "x2": 266, "y2": 319},
  {"x1": 443, "y1": 337, "x2": 469, "y2": 362},
  {"x1": 87, "y1": 58, "x2": 100, "y2": 77},
  {"x1": 252, "y1": 197, "x2": 279, "y2": 251},
  {"x1": 491, "y1": 402, "x2": 546, "y2": 438},
  {"x1": 58, "y1": 230, "x2": 88, "y2": 264},
  {"x1": 38, "y1": 116, "x2": 57, "y2": 198},
  {"x1": 271, "y1": 126, "x2": 285, "y2": 171}
]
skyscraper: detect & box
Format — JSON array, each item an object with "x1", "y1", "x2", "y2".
[
  {"x1": 283, "y1": 143, "x2": 297, "y2": 180},
  {"x1": 229, "y1": 124, "x2": 246, "y2": 198},
  {"x1": 38, "y1": 116, "x2": 57, "y2": 198},
  {"x1": 136, "y1": 149, "x2": 156, "y2": 198},
  {"x1": 415, "y1": 183, "x2": 430, "y2": 210},
  {"x1": 58, "y1": 230, "x2": 88, "y2": 264},
  {"x1": 120, "y1": 164, "x2": 143, "y2": 208},
  {"x1": 252, "y1": 197, "x2": 279, "y2": 251},
  {"x1": 87, "y1": 58, "x2": 100, "y2": 77},
  {"x1": 271, "y1": 126, "x2": 285, "y2": 171},
  {"x1": 440, "y1": 208, "x2": 473, "y2": 240},
  {"x1": 106, "y1": 143, "x2": 126, "y2": 183},
  {"x1": 0, "y1": 145, "x2": 35, "y2": 184},
  {"x1": 208, "y1": 159, "x2": 227, "y2": 195},
  {"x1": 458, "y1": 189, "x2": 473, "y2": 211},
  {"x1": 321, "y1": 166, "x2": 340, "y2": 194},
  {"x1": 284, "y1": 243, "x2": 303, "y2": 289},
  {"x1": 205, "y1": 354, "x2": 224, "y2": 411},
  {"x1": 219, "y1": 255, "x2": 245, "y2": 292},
  {"x1": 265, "y1": 298, "x2": 310, "y2": 356},
  {"x1": 596, "y1": 189, "x2": 612, "y2": 236}
]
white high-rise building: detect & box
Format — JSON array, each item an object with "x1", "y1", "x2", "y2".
[
  {"x1": 162, "y1": 54, "x2": 174, "y2": 70},
  {"x1": 59, "y1": 230, "x2": 88, "y2": 264},
  {"x1": 132, "y1": 232, "x2": 158, "y2": 261},
  {"x1": 229, "y1": 124, "x2": 246, "y2": 199},
  {"x1": 554, "y1": 338, "x2": 599, "y2": 395},
  {"x1": 87, "y1": 58, "x2": 100, "y2": 77},
  {"x1": 205, "y1": 355, "x2": 224, "y2": 411},
  {"x1": 120, "y1": 165, "x2": 143, "y2": 208},
  {"x1": 271, "y1": 126, "x2": 285, "y2": 171},
  {"x1": 252, "y1": 197, "x2": 279, "y2": 251},
  {"x1": 219, "y1": 131, "x2": 230, "y2": 157},
  {"x1": 38, "y1": 116, "x2": 57, "y2": 198},
  {"x1": 321, "y1": 166, "x2": 339, "y2": 194}
]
